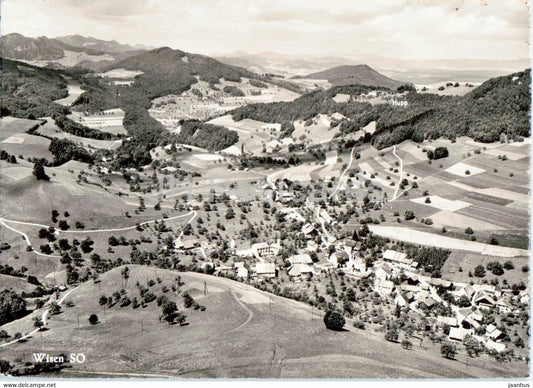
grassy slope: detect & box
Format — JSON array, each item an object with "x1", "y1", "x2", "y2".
[{"x1": 0, "y1": 265, "x2": 527, "y2": 378}]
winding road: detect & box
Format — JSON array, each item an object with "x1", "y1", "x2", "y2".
[{"x1": 0, "y1": 211, "x2": 197, "y2": 257}]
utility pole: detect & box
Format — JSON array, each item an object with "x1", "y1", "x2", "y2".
[{"x1": 204, "y1": 281, "x2": 208, "y2": 296}]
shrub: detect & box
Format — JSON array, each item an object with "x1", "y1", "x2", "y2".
[
  {"x1": 323, "y1": 310, "x2": 345, "y2": 331},
  {"x1": 88, "y1": 314, "x2": 99, "y2": 325}
]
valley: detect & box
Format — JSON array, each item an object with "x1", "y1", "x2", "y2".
[{"x1": 0, "y1": 32, "x2": 530, "y2": 380}]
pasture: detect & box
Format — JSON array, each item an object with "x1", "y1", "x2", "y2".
[{"x1": 0, "y1": 265, "x2": 526, "y2": 378}]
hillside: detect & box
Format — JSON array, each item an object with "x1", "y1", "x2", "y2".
[
  {"x1": 297, "y1": 64, "x2": 406, "y2": 90},
  {"x1": 54, "y1": 35, "x2": 154, "y2": 53},
  {"x1": 0, "y1": 33, "x2": 143, "y2": 70},
  {"x1": 231, "y1": 69, "x2": 530, "y2": 146},
  {"x1": 0, "y1": 265, "x2": 526, "y2": 378}
]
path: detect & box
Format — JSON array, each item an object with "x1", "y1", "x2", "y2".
[
  {"x1": 0, "y1": 211, "x2": 196, "y2": 256},
  {"x1": 228, "y1": 289, "x2": 254, "y2": 332},
  {"x1": 0, "y1": 285, "x2": 79, "y2": 348},
  {"x1": 329, "y1": 146, "x2": 356, "y2": 201},
  {"x1": 391, "y1": 145, "x2": 403, "y2": 201}
]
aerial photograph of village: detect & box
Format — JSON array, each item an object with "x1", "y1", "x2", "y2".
[{"x1": 0, "y1": 0, "x2": 531, "y2": 385}]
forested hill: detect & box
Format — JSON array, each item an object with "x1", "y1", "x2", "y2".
[
  {"x1": 104, "y1": 47, "x2": 258, "y2": 96},
  {"x1": 231, "y1": 69, "x2": 531, "y2": 148},
  {"x1": 297, "y1": 64, "x2": 406, "y2": 90}
]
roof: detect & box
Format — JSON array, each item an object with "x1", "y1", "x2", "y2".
[
  {"x1": 288, "y1": 264, "x2": 314, "y2": 277},
  {"x1": 333, "y1": 251, "x2": 349, "y2": 260},
  {"x1": 485, "y1": 340, "x2": 506, "y2": 353},
  {"x1": 449, "y1": 327, "x2": 472, "y2": 341},
  {"x1": 383, "y1": 250, "x2": 411, "y2": 265},
  {"x1": 437, "y1": 316, "x2": 458, "y2": 327},
  {"x1": 289, "y1": 253, "x2": 313, "y2": 265},
  {"x1": 255, "y1": 263, "x2": 276, "y2": 274}
]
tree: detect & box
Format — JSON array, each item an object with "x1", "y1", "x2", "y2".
[
  {"x1": 441, "y1": 342, "x2": 457, "y2": 359},
  {"x1": 503, "y1": 261, "x2": 514, "y2": 270},
  {"x1": 385, "y1": 327, "x2": 399, "y2": 342},
  {"x1": 323, "y1": 310, "x2": 345, "y2": 331},
  {"x1": 404, "y1": 210, "x2": 415, "y2": 220},
  {"x1": 58, "y1": 220, "x2": 70, "y2": 230},
  {"x1": 49, "y1": 302, "x2": 61, "y2": 315},
  {"x1": 0, "y1": 359, "x2": 11, "y2": 374},
  {"x1": 33, "y1": 161, "x2": 49, "y2": 181},
  {"x1": 80, "y1": 238, "x2": 94, "y2": 253},
  {"x1": 88, "y1": 314, "x2": 99, "y2": 325},
  {"x1": 401, "y1": 339, "x2": 412, "y2": 349},
  {"x1": 465, "y1": 227, "x2": 474, "y2": 235},
  {"x1": 33, "y1": 317, "x2": 44, "y2": 330},
  {"x1": 99, "y1": 295, "x2": 108, "y2": 306},
  {"x1": 474, "y1": 265, "x2": 486, "y2": 278}
]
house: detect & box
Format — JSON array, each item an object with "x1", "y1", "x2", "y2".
[
  {"x1": 302, "y1": 223, "x2": 317, "y2": 236},
  {"x1": 448, "y1": 327, "x2": 473, "y2": 342},
  {"x1": 288, "y1": 264, "x2": 314, "y2": 278},
  {"x1": 419, "y1": 297, "x2": 437, "y2": 309},
  {"x1": 176, "y1": 239, "x2": 197, "y2": 250},
  {"x1": 485, "y1": 340, "x2": 506, "y2": 353},
  {"x1": 254, "y1": 263, "x2": 276, "y2": 279},
  {"x1": 382, "y1": 250, "x2": 413, "y2": 266},
  {"x1": 288, "y1": 253, "x2": 313, "y2": 266},
  {"x1": 375, "y1": 280, "x2": 394, "y2": 295},
  {"x1": 496, "y1": 299, "x2": 512, "y2": 313},
  {"x1": 486, "y1": 324, "x2": 504, "y2": 341},
  {"x1": 251, "y1": 241, "x2": 281, "y2": 258},
  {"x1": 474, "y1": 292, "x2": 496, "y2": 309},
  {"x1": 329, "y1": 251, "x2": 349, "y2": 266},
  {"x1": 314, "y1": 260, "x2": 336, "y2": 274},
  {"x1": 345, "y1": 256, "x2": 366, "y2": 273},
  {"x1": 305, "y1": 241, "x2": 318, "y2": 252},
  {"x1": 437, "y1": 316, "x2": 458, "y2": 328},
  {"x1": 394, "y1": 294, "x2": 408, "y2": 307},
  {"x1": 234, "y1": 262, "x2": 249, "y2": 279},
  {"x1": 319, "y1": 209, "x2": 333, "y2": 224},
  {"x1": 375, "y1": 263, "x2": 393, "y2": 281}
]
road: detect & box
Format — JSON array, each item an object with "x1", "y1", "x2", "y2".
[
  {"x1": 0, "y1": 211, "x2": 196, "y2": 257},
  {"x1": 391, "y1": 145, "x2": 403, "y2": 201},
  {"x1": 0, "y1": 285, "x2": 79, "y2": 348},
  {"x1": 329, "y1": 146, "x2": 356, "y2": 201}
]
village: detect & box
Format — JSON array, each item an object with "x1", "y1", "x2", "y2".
[{"x1": 172, "y1": 176, "x2": 530, "y2": 362}]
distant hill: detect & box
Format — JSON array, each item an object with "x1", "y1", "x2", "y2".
[
  {"x1": 54, "y1": 35, "x2": 155, "y2": 53},
  {"x1": 297, "y1": 64, "x2": 406, "y2": 90},
  {"x1": 1, "y1": 33, "x2": 67, "y2": 60},
  {"x1": 0, "y1": 33, "x2": 145, "y2": 69},
  {"x1": 231, "y1": 69, "x2": 530, "y2": 146}
]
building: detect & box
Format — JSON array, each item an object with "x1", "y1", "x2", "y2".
[
  {"x1": 288, "y1": 253, "x2": 313, "y2": 266},
  {"x1": 448, "y1": 327, "x2": 473, "y2": 342},
  {"x1": 288, "y1": 264, "x2": 314, "y2": 278},
  {"x1": 329, "y1": 251, "x2": 349, "y2": 266},
  {"x1": 375, "y1": 280, "x2": 394, "y2": 295},
  {"x1": 254, "y1": 263, "x2": 276, "y2": 279},
  {"x1": 251, "y1": 241, "x2": 281, "y2": 258},
  {"x1": 382, "y1": 250, "x2": 413, "y2": 266}
]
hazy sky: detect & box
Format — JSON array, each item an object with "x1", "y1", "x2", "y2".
[{"x1": 1, "y1": 0, "x2": 530, "y2": 60}]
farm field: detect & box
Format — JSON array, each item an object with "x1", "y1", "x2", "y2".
[
  {"x1": 36, "y1": 118, "x2": 123, "y2": 150},
  {"x1": 53, "y1": 80, "x2": 84, "y2": 107},
  {"x1": 0, "y1": 265, "x2": 526, "y2": 378}
]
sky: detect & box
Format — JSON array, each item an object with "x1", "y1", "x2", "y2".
[{"x1": 1, "y1": 0, "x2": 530, "y2": 60}]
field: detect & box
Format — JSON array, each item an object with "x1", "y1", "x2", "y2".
[
  {"x1": 1, "y1": 117, "x2": 54, "y2": 161},
  {"x1": 0, "y1": 265, "x2": 527, "y2": 378},
  {"x1": 53, "y1": 80, "x2": 84, "y2": 107},
  {"x1": 149, "y1": 78, "x2": 299, "y2": 126},
  {"x1": 36, "y1": 118, "x2": 122, "y2": 150}
]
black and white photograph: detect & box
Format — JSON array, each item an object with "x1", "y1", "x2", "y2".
[{"x1": 0, "y1": 0, "x2": 531, "y2": 385}]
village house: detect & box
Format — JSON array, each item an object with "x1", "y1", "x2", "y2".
[
  {"x1": 288, "y1": 253, "x2": 313, "y2": 266},
  {"x1": 234, "y1": 262, "x2": 249, "y2": 279},
  {"x1": 314, "y1": 260, "x2": 336, "y2": 274},
  {"x1": 448, "y1": 327, "x2": 473, "y2": 342},
  {"x1": 382, "y1": 250, "x2": 413, "y2": 267},
  {"x1": 329, "y1": 251, "x2": 349, "y2": 267},
  {"x1": 288, "y1": 264, "x2": 314, "y2": 279},
  {"x1": 374, "y1": 262, "x2": 393, "y2": 282},
  {"x1": 251, "y1": 241, "x2": 281, "y2": 258},
  {"x1": 305, "y1": 240, "x2": 318, "y2": 252},
  {"x1": 375, "y1": 279, "x2": 395, "y2": 296},
  {"x1": 254, "y1": 263, "x2": 277, "y2": 279}
]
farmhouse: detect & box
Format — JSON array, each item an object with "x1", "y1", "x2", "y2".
[
  {"x1": 375, "y1": 280, "x2": 394, "y2": 295},
  {"x1": 288, "y1": 264, "x2": 314, "y2": 278},
  {"x1": 448, "y1": 327, "x2": 473, "y2": 342},
  {"x1": 251, "y1": 241, "x2": 281, "y2": 258},
  {"x1": 288, "y1": 253, "x2": 313, "y2": 266},
  {"x1": 329, "y1": 251, "x2": 349, "y2": 266},
  {"x1": 254, "y1": 263, "x2": 277, "y2": 279},
  {"x1": 382, "y1": 250, "x2": 413, "y2": 266},
  {"x1": 437, "y1": 316, "x2": 458, "y2": 328}
]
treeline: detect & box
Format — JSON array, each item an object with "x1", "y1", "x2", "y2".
[
  {"x1": 49, "y1": 138, "x2": 94, "y2": 165},
  {"x1": 230, "y1": 70, "x2": 531, "y2": 146},
  {"x1": 0, "y1": 289, "x2": 27, "y2": 326},
  {"x1": 0, "y1": 58, "x2": 68, "y2": 118},
  {"x1": 176, "y1": 120, "x2": 238, "y2": 151},
  {"x1": 52, "y1": 114, "x2": 117, "y2": 140}
]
